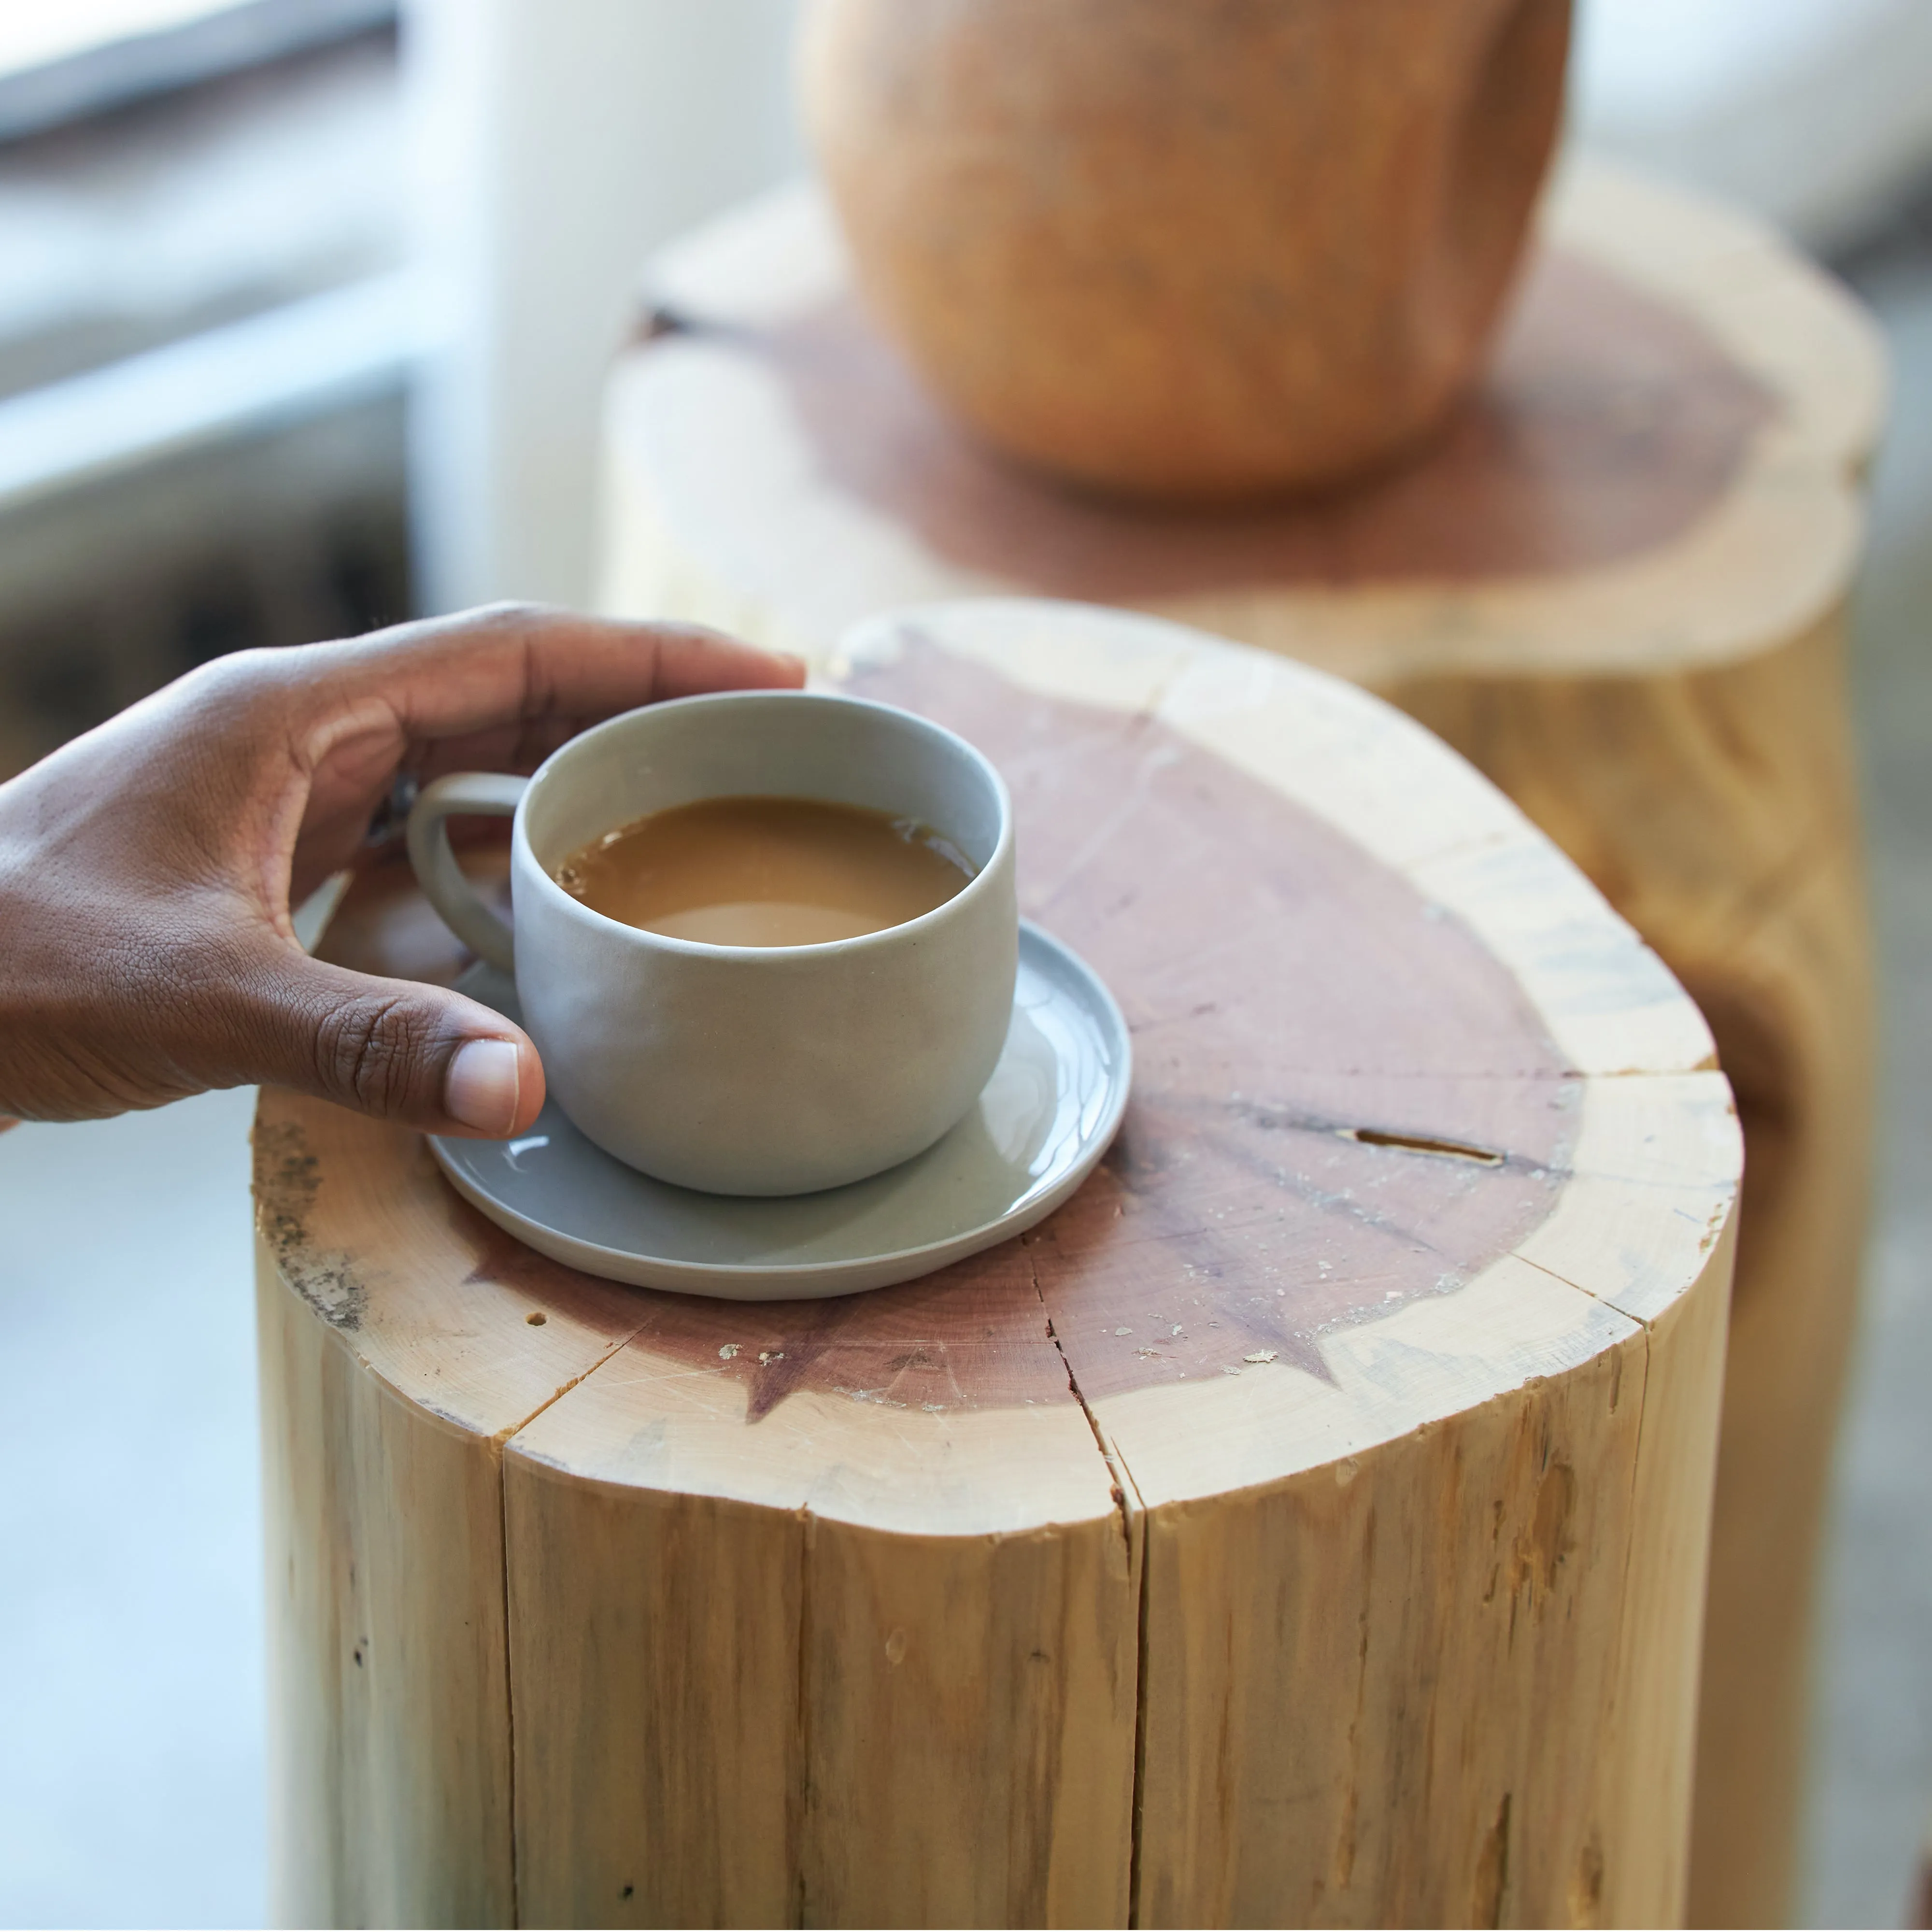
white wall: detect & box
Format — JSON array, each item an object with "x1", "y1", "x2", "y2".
[
  {"x1": 404, "y1": 0, "x2": 804, "y2": 614},
  {"x1": 1572, "y1": 0, "x2": 1932, "y2": 251}
]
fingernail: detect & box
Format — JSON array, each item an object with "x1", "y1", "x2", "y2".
[{"x1": 445, "y1": 1038, "x2": 521, "y2": 1135}]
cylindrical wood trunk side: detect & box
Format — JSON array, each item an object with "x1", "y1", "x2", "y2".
[
  {"x1": 1389, "y1": 610, "x2": 1872, "y2": 1928},
  {"x1": 256, "y1": 1239, "x2": 515, "y2": 1927},
  {"x1": 256, "y1": 1239, "x2": 1731, "y2": 1927}
]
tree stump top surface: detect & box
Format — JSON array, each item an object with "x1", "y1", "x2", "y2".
[
  {"x1": 605, "y1": 159, "x2": 1882, "y2": 681},
  {"x1": 709, "y1": 256, "x2": 1770, "y2": 593},
  {"x1": 256, "y1": 603, "x2": 1739, "y2": 1533}
]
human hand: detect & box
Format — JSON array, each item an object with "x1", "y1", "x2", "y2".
[{"x1": 0, "y1": 604, "x2": 804, "y2": 1136}]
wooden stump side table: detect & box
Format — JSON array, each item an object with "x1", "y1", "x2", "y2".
[
  {"x1": 598, "y1": 157, "x2": 1881, "y2": 1926},
  {"x1": 257, "y1": 603, "x2": 1739, "y2": 1927}
]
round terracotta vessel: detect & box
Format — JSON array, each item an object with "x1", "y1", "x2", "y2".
[{"x1": 800, "y1": 0, "x2": 1571, "y2": 503}]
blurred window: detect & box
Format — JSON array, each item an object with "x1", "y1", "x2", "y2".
[
  {"x1": 0, "y1": 0, "x2": 410, "y2": 773},
  {"x1": 0, "y1": 0, "x2": 393, "y2": 143}
]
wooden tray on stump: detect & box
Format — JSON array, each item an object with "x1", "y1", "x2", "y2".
[
  {"x1": 599, "y1": 157, "x2": 1879, "y2": 1926},
  {"x1": 256, "y1": 602, "x2": 1740, "y2": 1927}
]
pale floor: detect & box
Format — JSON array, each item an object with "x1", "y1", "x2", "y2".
[
  {"x1": 0, "y1": 1086, "x2": 264, "y2": 1927},
  {"x1": 0, "y1": 292, "x2": 1930, "y2": 1932}
]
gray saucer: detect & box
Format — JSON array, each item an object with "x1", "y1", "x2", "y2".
[{"x1": 427, "y1": 922, "x2": 1131, "y2": 1300}]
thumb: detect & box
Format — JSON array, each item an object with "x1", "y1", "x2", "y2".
[{"x1": 237, "y1": 951, "x2": 545, "y2": 1136}]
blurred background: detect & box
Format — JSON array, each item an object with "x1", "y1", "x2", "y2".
[{"x1": 0, "y1": 0, "x2": 1925, "y2": 1923}]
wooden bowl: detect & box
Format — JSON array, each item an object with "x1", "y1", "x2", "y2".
[{"x1": 800, "y1": 0, "x2": 1571, "y2": 502}]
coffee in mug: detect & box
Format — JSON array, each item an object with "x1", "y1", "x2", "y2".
[
  {"x1": 554, "y1": 796, "x2": 975, "y2": 947},
  {"x1": 406, "y1": 690, "x2": 1018, "y2": 1196}
]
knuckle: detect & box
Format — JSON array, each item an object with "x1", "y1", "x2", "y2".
[
  {"x1": 313, "y1": 993, "x2": 435, "y2": 1116},
  {"x1": 473, "y1": 598, "x2": 557, "y2": 634},
  {"x1": 182, "y1": 645, "x2": 280, "y2": 701},
  {"x1": 173, "y1": 646, "x2": 295, "y2": 735}
]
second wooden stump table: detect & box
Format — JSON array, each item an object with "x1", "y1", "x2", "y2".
[{"x1": 258, "y1": 602, "x2": 1740, "y2": 1926}]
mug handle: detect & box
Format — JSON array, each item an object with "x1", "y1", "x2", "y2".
[{"x1": 405, "y1": 772, "x2": 528, "y2": 973}]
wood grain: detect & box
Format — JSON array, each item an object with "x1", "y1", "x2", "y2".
[
  {"x1": 256, "y1": 1242, "x2": 515, "y2": 1927},
  {"x1": 690, "y1": 251, "x2": 1773, "y2": 594},
  {"x1": 1392, "y1": 614, "x2": 1871, "y2": 1929},
  {"x1": 598, "y1": 156, "x2": 1874, "y2": 1925},
  {"x1": 257, "y1": 602, "x2": 1739, "y2": 1926}
]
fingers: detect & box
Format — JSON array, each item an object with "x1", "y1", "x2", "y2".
[
  {"x1": 322, "y1": 605, "x2": 806, "y2": 753},
  {"x1": 235, "y1": 947, "x2": 547, "y2": 1137},
  {"x1": 631, "y1": 621, "x2": 810, "y2": 702}
]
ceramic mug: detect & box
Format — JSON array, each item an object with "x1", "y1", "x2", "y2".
[{"x1": 405, "y1": 689, "x2": 1018, "y2": 1196}]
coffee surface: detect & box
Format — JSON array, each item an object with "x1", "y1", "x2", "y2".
[{"x1": 555, "y1": 795, "x2": 974, "y2": 946}]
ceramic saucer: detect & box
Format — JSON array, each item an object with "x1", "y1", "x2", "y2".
[{"x1": 427, "y1": 922, "x2": 1130, "y2": 1300}]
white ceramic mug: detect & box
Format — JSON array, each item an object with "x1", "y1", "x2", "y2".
[{"x1": 406, "y1": 689, "x2": 1018, "y2": 1196}]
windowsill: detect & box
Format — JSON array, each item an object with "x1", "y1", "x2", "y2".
[
  {"x1": 0, "y1": 0, "x2": 394, "y2": 144},
  {"x1": 0, "y1": 25, "x2": 406, "y2": 511}
]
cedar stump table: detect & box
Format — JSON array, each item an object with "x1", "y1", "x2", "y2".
[
  {"x1": 599, "y1": 158, "x2": 1880, "y2": 1926},
  {"x1": 257, "y1": 602, "x2": 1740, "y2": 1928}
]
